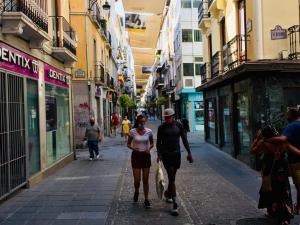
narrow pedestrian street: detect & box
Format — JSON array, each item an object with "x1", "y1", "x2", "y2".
[{"x1": 0, "y1": 121, "x2": 299, "y2": 225}]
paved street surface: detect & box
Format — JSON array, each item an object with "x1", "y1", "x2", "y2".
[{"x1": 1, "y1": 120, "x2": 300, "y2": 225}]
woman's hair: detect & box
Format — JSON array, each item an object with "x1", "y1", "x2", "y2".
[
  {"x1": 261, "y1": 125, "x2": 279, "y2": 139},
  {"x1": 133, "y1": 114, "x2": 145, "y2": 128}
]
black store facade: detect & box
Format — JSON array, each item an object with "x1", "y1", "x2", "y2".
[
  {"x1": 198, "y1": 62, "x2": 300, "y2": 168},
  {"x1": 0, "y1": 41, "x2": 72, "y2": 200}
]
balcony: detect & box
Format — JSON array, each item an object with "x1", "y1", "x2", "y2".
[
  {"x1": 52, "y1": 16, "x2": 77, "y2": 66},
  {"x1": 211, "y1": 52, "x2": 220, "y2": 78},
  {"x1": 288, "y1": 25, "x2": 300, "y2": 60},
  {"x1": 91, "y1": 3, "x2": 102, "y2": 28},
  {"x1": 155, "y1": 77, "x2": 164, "y2": 88},
  {"x1": 94, "y1": 64, "x2": 105, "y2": 85},
  {"x1": 223, "y1": 35, "x2": 248, "y2": 72},
  {"x1": 0, "y1": 0, "x2": 50, "y2": 48},
  {"x1": 200, "y1": 63, "x2": 210, "y2": 84},
  {"x1": 198, "y1": 0, "x2": 210, "y2": 24}
]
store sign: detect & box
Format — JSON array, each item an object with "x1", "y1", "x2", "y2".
[
  {"x1": 95, "y1": 85, "x2": 101, "y2": 97},
  {"x1": 0, "y1": 41, "x2": 39, "y2": 78},
  {"x1": 271, "y1": 25, "x2": 287, "y2": 40},
  {"x1": 44, "y1": 64, "x2": 70, "y2": 88},
  {"x1": 75, "y1": 69, "x2": 85, "y2": 78}
]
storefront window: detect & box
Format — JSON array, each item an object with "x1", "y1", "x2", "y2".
[
  {"x1": 220, "y1": 95, "x2": 232, "y2": 148},
  {"x1": 237, "y1": 92, "x2": 250, "y2": 155},
  {"x1": 194, "y1": 101, "x2": 204, "y2": 131},
  {"x1": 207, "y1": 99, "x2": 216, "y2": 143},
  {"x1": 27, "y1": 79, "x2": 40, "y2": 175},
  {"x1": 45, "y1": 84, "x2": 70, "y2": 166}
]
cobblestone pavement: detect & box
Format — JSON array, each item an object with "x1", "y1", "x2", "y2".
[{"x1": 1, "y1": 120, "x2": 300, "y2": 225}]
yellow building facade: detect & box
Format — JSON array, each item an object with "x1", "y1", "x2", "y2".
[
  {"x1": 198, "y1": 0, "x2": 300, "y2": 167},
  {"x1": 0, "y1": 0, "x2": 77, "y2": 199},
  {"x1": 70, "y1": 0, "x2": 116, "y2": 146}
]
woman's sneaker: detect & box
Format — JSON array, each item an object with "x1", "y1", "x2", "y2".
[
  {"x1": 133, "y1": 192, "x2": 139, "y2": 203},
  {"x1": 171, "y1": 202, "x2": 179, "y2": 216},
  {"x1": 144, "y1": 200, "x2": 151, "y2": 209}
]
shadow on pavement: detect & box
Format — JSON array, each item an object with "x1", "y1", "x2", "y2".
[{"x1": 235, "y1": 217, "x2": 278, "y2": 225}]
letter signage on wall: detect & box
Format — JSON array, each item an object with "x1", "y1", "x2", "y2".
[
  {"x1": 44, "y1": 64, "x2": 70, "y2": 88},
  {"x1": 0, "y1": 41, "x2": 39, "y2": 78}
]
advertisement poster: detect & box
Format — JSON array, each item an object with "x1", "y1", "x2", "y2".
[{"x1": 125, "y1": 13, "x2": 146, "y2": 32}]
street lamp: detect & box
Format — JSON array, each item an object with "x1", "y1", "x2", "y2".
[{"x1": 102, "y1": 1, "x2": 111, "y2": 10}]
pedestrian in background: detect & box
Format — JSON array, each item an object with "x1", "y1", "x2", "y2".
[
  {"x1": 122, "y1": 115, "x2": 131, "y2": 142},
  {"x1": 127, "y1": 115, "x2": 154, "y2": 209},
  {"x1": 267, "y1": 108, "x2": 300, "y2": 214},
  {"x1": 156, "y1": 108, "x2": 193, "y2": 216},
  {"x1": 111, "y1": 112, "x2": 119, "y2": 136},
  {"x1": 181, "y1": 114, "x2": 190, "y2": 137},
  {"x1": 251, "y1": 125, "x2": 293, "y2": 225},
  {"x1": 84, "y1": 116, "x2": 101, "y2": 161}
]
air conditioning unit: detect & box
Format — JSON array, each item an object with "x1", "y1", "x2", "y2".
[{"x1": 279, "y1": 50, "x2": 289, "y2": 60}]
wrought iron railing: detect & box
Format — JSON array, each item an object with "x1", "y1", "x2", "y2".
[
  {"x1": 211, "y1": 51, "x2": 220, "y2": 78},
  {"x1": 92, "y1": 3, "x2": 102, "y2": 27},
  {"x1": 198, "y1": 0, "x2": 210, "y2": 24},
  {"x1": 223, "y1": 35, "x2": 248, "y2": 71},
  {"x1": 52, "y1": 16, "x2": 77, "y2": 55},
  {"x1": 1, "y1": 0, "x2": 48, "y2": 32},
  {"x1": 288, "y1": 25, "x2": 300, "y2": 60},
  {"x1": 94, "y1": 64, "x2": 105, "y2": 83},
  {"x1": 200, "y1": 63, "x2": 209, "y2": 84}
]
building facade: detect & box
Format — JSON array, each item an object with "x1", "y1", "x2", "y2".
[
  {"x1": 71, "y1": 0, "x2": 128, "y2": 145},
  {"x1": 0, "y1": 0, "x2": 77, "y2": 199},
  {"x1": 197, "y1": 0, "x2": 300, "y2": 167}
]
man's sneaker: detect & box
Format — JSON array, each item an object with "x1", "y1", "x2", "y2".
[
  {"x1": 133, "y1": 192, "x2": 139, "y2": 202},
  {"x1": 171, "y1": 203, "x2": 179, "y2": 216},
  {"x1": 144, "y1": 200, "x2": 151, "y2": 209},
  {"x1": 164, "y1": 190, "x2": 173, "y2": 203},
  {"x1": 96, "y1": 154, "x2": 100, "y2": 159},
  {"x1": 89, "y1": 158, "x2": 93, "y2": 161}
]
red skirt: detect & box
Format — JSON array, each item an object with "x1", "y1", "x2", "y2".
[{"x1": 131, "y1": 151, "x2": 151, "y2": 169}]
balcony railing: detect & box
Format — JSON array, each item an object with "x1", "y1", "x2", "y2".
[
  {"x1": 198, "y1": 0, "x2": 210, "y2": 24},
  {"x1": 200, "y1": 63, "x2": 210, "y2": 84},
  {"x1": 211, "y1": 52, "x2": 220, "y2": 78},
  {"x1": 2, "y1": 0, "x2": 48, "y2": 32},
  {"x1": 94, "y1": 64, "x2": 105, "y2": 83},
  {"x1": 223, "y1": 35, "x2": 248, "y2": 72},
  {"x1": 52, "y1": 16, "x2": 77, "y2": 55},
  {"x1": 92, "y1": 3, "x2": 102, "y2": 27},
  {"x1": 288, "y1": 25, "x2": 300, "y2": 60}
]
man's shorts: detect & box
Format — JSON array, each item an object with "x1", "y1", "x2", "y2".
[
  {"x1": 161, "y1": 152, "x2": 181, "y2": 169},
  {"x1": 289, "y1": 162, "x2": 300, "y2": 185}
]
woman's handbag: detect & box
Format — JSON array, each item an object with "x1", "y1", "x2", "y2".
[{"x1": 155, "y1": 161, "x2": 165, "y2": 199}]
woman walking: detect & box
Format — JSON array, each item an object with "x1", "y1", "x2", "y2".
[
  {"x1": 127, "y1": 115, "x2": 154, "y2": 208},
  {"x1": 251, "y1": 125, "x2": 293, "y2": 225},
  {"x1": 122, "y1": 115, "x2": 131, "y2": 142}
]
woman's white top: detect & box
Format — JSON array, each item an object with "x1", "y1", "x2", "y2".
[{"x1": 129, "y1": 128, "x2": 153, "y2": 151}]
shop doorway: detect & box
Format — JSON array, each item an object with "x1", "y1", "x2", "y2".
[{"x1": 0, "y1": 72, "x2": 26, "y2": 200}]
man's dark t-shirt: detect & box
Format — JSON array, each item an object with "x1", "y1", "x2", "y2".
[
  {"x1": 156, "y1": 121, "x2": 185, "y2": 154},
  {"x1": 283, "y1": 121, "x2": 300, "y2": 164}
]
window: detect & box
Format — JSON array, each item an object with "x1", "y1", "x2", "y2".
[
  {"x1": 195, "y1": 64, "x2": 202, "y2": 75},
  {"x1": 194, "y1": 57, "x2": 203, "y2": 62},
  {"x1": 193, "y1": 0, "x2": 201, "y2": 8},
  {"x1": 183, "y1": 63, "x2": 194, "y2": 76},
  {"x1": 194, "y1": 30, "x2": 202, "y2": 42},
  {"x1": 181, "y1": 0, "x2": 191, "y2": 8},
  {"x1": 182, "y1": 29, "x2": 193, "y2": 42},
  {"x1": 220, "y1": 18, "x2": 226, "y2": 46}
]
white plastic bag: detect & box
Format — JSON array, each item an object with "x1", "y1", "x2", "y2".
[
  {"x1": 155, "y1": 161, "x2": 165, "y2": 199},
  {"x1": 82, "y1": 140, "x2": 88, "y2": 149}
]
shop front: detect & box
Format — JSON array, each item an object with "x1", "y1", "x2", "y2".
[
  {"x1": 0, "y1": 41, "x2": 40, "y2": 199},
  {"x1": 198, "y1": 63, "x2": 300, "y2": 168},
  {"x1": 44, "y1": 65, "x2": 71, "y2": 166}
]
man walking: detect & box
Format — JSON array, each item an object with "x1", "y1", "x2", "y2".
[
  {"x1": 156, "y1": 108, "x2": 193, "y2": 216},
  {"x1": 111, "y1": 112, "x2": 119, "y2": 136},
  {"x1": 84, "y1": 116, "x2": 101, "y2": 161}
]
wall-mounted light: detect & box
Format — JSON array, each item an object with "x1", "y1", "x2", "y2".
[{"x1": 102, "y1": 1, "x2": 111, "y2": 10}]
